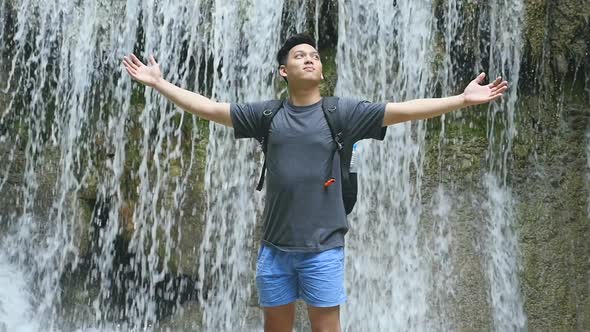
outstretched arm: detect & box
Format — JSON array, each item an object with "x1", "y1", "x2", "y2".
[
  {"x1": 382, "y1": 72, "x2": 508, "y2": 126},
  {"x1": 123, "y1": 54, "x2": 232, "y2": 127}
]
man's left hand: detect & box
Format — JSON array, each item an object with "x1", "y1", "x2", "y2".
[{"x1": 462, "y1": 72, "x2": 509, "y2": 106}]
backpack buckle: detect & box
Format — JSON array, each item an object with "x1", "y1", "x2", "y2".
[
  {"x1": 263, "y1": 109, "x2": 273, "y2": 116},
  {"x1": 335, "y1": 132, "x2": 344, "y2": 150}
]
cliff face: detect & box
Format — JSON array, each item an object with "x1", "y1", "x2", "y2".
[
  {"x1": 425, "y1": 0, "x2": 590, "y2": 329},
  {"x1": 415, "y1": 0, "x2": 586, "y2": 327},
  {"x1": 0, "y1": 0, "x2": 589, "y2": 330}
]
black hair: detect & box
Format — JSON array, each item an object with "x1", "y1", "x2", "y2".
[{"x1": 276, "y1": 33, "x2": 317, "y2": 67}]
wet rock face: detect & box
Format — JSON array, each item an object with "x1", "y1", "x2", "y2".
[
  {"x1": 420, "y1": 97, "x2": 590, "y2": 330},
  {"x1": 516, "y1": 2, "x2": 590, "y2": 327},
  {"x1": 522, "y1": 0, "x2": 590, "y2": 90},
  {"x1": 0, "y1": 144, "x2": 24, "y2": 227},
  {"x1": 515, "y1": 97, "x2": 590, "y2": 331},
  {"x1": 419, "y1": 2, "x2": 589, "y2": 329}
]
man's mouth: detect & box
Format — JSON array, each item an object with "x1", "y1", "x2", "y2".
[{"x1": 304, "y1": 67, "x2": 315, "y2": 71}]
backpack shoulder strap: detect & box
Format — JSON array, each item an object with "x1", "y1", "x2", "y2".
[
  {"x1": 256, "y1": 99, "x2": 283, "y2": 191},
  {"x1": 321, "y1": 97, "x2": 343, "y2": 149},
  {"x1": 321, "y1": 97, "x2": 353, "y2": 183},
  {"x1": 257, "y1": 99, "x2": 284, "y2": 148}
]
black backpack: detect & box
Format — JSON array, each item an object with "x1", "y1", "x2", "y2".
[{"x1": 255, "y1": 97, "x2": 358, "y2": 215}]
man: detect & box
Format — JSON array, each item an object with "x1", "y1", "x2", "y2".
[{"x1": 123, "y1": 34, "x2": 508, "y2": 332}]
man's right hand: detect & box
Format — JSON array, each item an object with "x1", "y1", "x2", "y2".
[
  {"x1": 121, "y1": 53, "x2": 232, "y2": 127},
  {"x1": 123, "y1": 54, "x2": 162, "y2": 88}
]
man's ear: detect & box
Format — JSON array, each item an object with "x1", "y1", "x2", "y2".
[
  {"x1": 279, "y1": 65, "x2": 287, "y2": 79},
  {"x1": 321, "y1": 73, "x2": 324, "y2": 80}
]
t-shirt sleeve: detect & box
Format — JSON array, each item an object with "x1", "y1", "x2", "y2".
[
  {"x1": 230, "y1": 101, "x2": 269, "y2": 139},
  {"x1": 340, "y1": 98, "x2": 387, "y2": 143}
]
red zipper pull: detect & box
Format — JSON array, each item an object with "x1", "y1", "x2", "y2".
[{"x1": 324, "y1": 178, "x2": 336, "y2": 188}]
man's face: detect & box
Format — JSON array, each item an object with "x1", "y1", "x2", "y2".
[{"x1": 280, "y1": 43, "x2": 323, "y2": 84}]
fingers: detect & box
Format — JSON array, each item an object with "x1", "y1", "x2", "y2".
[
  {"x1": 122, "y1": 53, "x2": 157, "y2": 71},
  {"x1": 474, "y1": 72, "x2": 486, "y2": 84},
  {"x1": 122, "y1": 56, "x2": 138, "y2": 72},
  {"x1": 488, "y1": 85, "x2": 508, "y2": 101},
  {"x1": 489, "y1": 93, "x2": 504, "y2": 102},
  {"x1": 130, "y1": 53, "x2": 145, "y2": 67},
  {"x1": 124, "y1": 66, "x2": 137, "y2": 78},
  {"x1": 488, "y1": 76, "x2": 503, "y2": 88},
  {"x1": 490, "y1": 81, "x2": 508, "y2": 94},
  {"x1": 476, "y1": 73, "x2": 510, "y2": 90}
]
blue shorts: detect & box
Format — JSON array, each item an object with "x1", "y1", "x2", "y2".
[{"x1": 255, "y1": 244, "x2": 346, "y2": 308}]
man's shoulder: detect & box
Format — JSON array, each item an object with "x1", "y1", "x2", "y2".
[
  {"x1": 235, "y1": 99, "x2": 282, "y2": 107},
  {"x1": 232, "y1": 99, "x2": 284, "y2": 114},
  {"x1": 333, "y1": 96, "x2": 386, "y2": 111},
  {"x1": 333, "y1": 96, "x2": 366, "y2": 113}
]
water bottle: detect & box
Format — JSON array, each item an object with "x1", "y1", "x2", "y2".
[{"x1": 350, "y1": 143, "x2": 358, "y2": 174}]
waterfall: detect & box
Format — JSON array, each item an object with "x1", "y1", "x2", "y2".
[
  {"x1": 338, "y1": 0, "x2": 527, "y2": 330},
  {"x1": 0, "y1": 0, "x2": 323, "y2": 329},
  {"x1": 437, "y1": 0, "x2": 462, "y2": 168},
  {"x1": 337, "y1": 0, "x2": 436, "y2": 330},
  {"x1": 196, "y1": 0, "x2": 284, "y2": 330},
  {"x1": 432, "y1": 1, "x2": 463, "y2": 329},
  {"x1": 0, "y1": 0, "x2": 536, "y2": 330},
  {"x1": 1, "y1": 1, "x2": 106, "y2": 329},
  {"x1": 0, "y1": 0, "x2": 210, "y2": 329},
  {"x1": 479, "y1": 1, "x2": 527, "y2": 330}
]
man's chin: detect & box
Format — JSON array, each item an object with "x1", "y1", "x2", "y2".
[{"x1": 294, "y1": 76, "x2": 322, "y2": 84}]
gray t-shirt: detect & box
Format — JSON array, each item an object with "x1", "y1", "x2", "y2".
[{"x1": 230, "y1": 97, "x2": 386, "y2": 252}]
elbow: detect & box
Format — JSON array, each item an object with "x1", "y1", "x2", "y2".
[{"x1": 204, "y1": 101, "x2": 232, "y2": 127}]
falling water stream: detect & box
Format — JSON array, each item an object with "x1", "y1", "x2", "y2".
[
  {"x1": 337, "y1": 0, "x2": 434, "y2": 330},
  {"x1": 196, "y1": 0, "x2": 284, "y2": 329},
  {"x1": 479, "y1": 1, "x2": 527, "y2": 330},
  {"x1": 0, "y1": 0, "x2": 532, "y2": 331},
  {"x1": 0, "y1": 0, "x2": 213, "y2": 330}
]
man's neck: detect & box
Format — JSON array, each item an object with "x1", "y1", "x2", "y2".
[{"x1": 287, "y1": 85, "x2": 322, "y2": 107}]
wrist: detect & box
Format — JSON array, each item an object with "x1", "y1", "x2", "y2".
[
  {"x1": 458, "y1": 93, "x2": 470, "y2": 107},
  {"x1": 151, "y1": 76, "x2": 165, "y2": 90}
]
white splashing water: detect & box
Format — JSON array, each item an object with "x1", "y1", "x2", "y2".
[
  {"x1": 0, "y1": 254, "x2": 40, "y2": 332},
  {"x1": 337, "y1": 0, "x2": 436, "y2": 330},
  {"x1": 479, "y1": 1, "x2": 527, "y2": 330}
]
